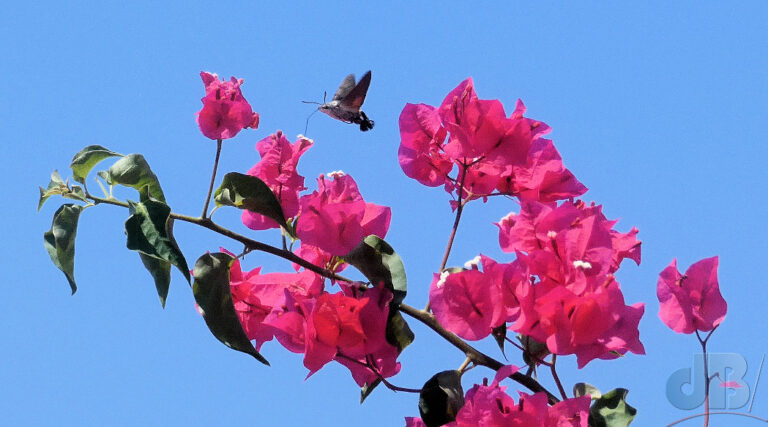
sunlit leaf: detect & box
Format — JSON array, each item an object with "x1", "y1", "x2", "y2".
[
  {"x1": 104, "y1": 154, "x2": 165, "y2": 202},
  {"x1": 588, "y1": 388, "x2": 636, "y2": 427},
  {"x1": 43, "y1": 204, "x2": 84, "y2": 294},
  {"x1": 38, "y1": 171, "x2": 68, "y2": 211},
  {"x1": 344, "y1": 235, "x2": 407, "y2": 307},
  {"x1": 70, "y1": 145, "x2": 122, "y2": 184},
  {"x1": 574, "y1": 382, "x2": 602, "y2": 400},
  {"x1": 213, "y1": 172, "x2": 289, "y2": 232},
  {"x1": 192, "y1": 252, "x2": 269, "y2": 365}
]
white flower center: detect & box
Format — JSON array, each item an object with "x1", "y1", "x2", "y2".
[
  {"x1": 436, "y1": 271, "x2": 451, "y2": 288},
  {"x1": 464, "y1": 255, "x2": 482, "y2": 270},
  {"x1": 573, "y1": 260, "x2": 592, "y2": 270}
]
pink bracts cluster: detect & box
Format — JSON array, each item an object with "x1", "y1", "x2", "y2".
[
  {"x1": 229, "y1": 255, "x2": 402, "y2": 386},
  {"x1": 398, "y1": 78, "x2": 586, "y2": 204},
  {"x1": 196, "y1": 71, "x2": 260, "y2": 140},
  {"x1": 406, "y1": 366, "x2": 590, "y2": 426},
  {"x1": 413, "y1": 80, "x2": 646, "y2": 368},
  {"x1": 229, "y1": 129, "x2": 397, "y2": 384},
  {"x1": 242, "y1": 131, "x2": 391, "y2": 259}
]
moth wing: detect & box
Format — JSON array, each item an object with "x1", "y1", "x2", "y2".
[
  {"x1": 332, "y1": 74, "x2": 356, "y2": 101},
  {"x1": 339, "y1": 70, "x2": 371, "y2": 111}
]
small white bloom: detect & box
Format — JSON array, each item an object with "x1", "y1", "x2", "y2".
[
  {"x1": 547, "y1": 231, "x2": 558, "y2": 239},
  {"x1": 297, "y1": 134, "x2": 314, "y2": 143},
  {"x1": 326, "y1": 170, "x2": 346, "y2": 178},
  {"x1": 573, "y1": 260, "x2": 592, "y2": 270},
  {"x1": 436, "y1": 270, "x2": 451, "y2": 288},
  {"x1": 464, "y1": 255, "x2": 482, "y2": 270},
  {"x1": 500, "y1": 211, "x2": 516, "y2": 222}
]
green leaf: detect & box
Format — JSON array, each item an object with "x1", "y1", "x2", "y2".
[
  {"x1": 418, "y1": 370, "x2": 465, "y2": 427},
  {"x1": 386, "y1": 311, "x2": 414, "y2": 353},
  {"x1": 360, "y1": 378, "x2": 382, "y2": 404},
  {"x1": 588, "y1": 388, "x2": 637, "y2": 427},
  {"x1": 574, "y1": 382, "x2": 602, "y2": 400},
  {"x1": 104, "y1": 154, "x2": 165, "y2": 202},
  {"x1": 125, "y1": 198, "x2": 190, "y2": 305},
  {"x1": 70, "y1": 145, "x2": 122, "y2": 184},
  {"x1": 43, "y1": 204, "x2": 84, "y2": 294},
  {"x1": 192, "y1": 252, "x2": 269, "y2": 365},
  {"x1": 38, "y1": 171, "x2": 67, "y2": 211},
  {"x1": 343, "y1": 235, "x2": 407, "y2": 307},
  {"x1": 39, "y1": 172, "x2": 90, "y2": 211},
  {"x1": 492, "y1": 323, "x2": 507, "y2": 359},
  {"x1": 213, "y1": 172, "x2": 289, "y2": 231},
  {"x1": 138, "y1": 253, "x2": 172, "y2": 308}
]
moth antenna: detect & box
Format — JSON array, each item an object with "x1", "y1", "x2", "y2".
[
  {"x1": 301, "y1": 100, "x2": 321, "y2": 105},
  {"x1": 304, "y1": 109, "x2": 319, "y2": 135},
  {"x1": 323, "y1": 90, "x2": 327, "y2": 103}
]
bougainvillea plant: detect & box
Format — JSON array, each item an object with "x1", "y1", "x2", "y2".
[{"x1": 39, "y1": 71, "x2": 728, "y2": 426}]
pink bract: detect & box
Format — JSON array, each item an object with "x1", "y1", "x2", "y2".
[
  {"x1": 297, "y1": 173, "x2": 391, "y2": 256},
  {"x1": 242, "y1": 131, "x2": 312, "y2": 230},
  {"x1": 657, "y1": 256, "x2": 726, "y2": 334},
  {"x1": 196, "y1": 71, "x2": 257, "y2": 140}
]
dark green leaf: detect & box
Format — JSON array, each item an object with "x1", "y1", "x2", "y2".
[
  {"x1": 213, "y1": 172, "x2": 289, "y2": 231},
  {"x1": 344, "y1": 235, "x2": 407, "y2": 307},
  {"x1": 70, "y1": 145, "x2": 122, "y2": 184},
  {"x1": 125, "y1": 199, "x2": 190, "y2": 305},
  {"x1": 574, "y1": 382, "x2": 602, "y2": 400},
  {"x1": 139, "y1": 253, "x2": 172, "y2": 308},
  {"x1": 386, "y1": 311, "x2": 414, "y2": 353},
  {"x1": 492, "y1": 323, "x2": 507, "y2": 359},
  {"x1": 418, "y1": 370, "x2": 465, "y2": 427},
  {"x1": 588, "y1": 388, "x2": 636, "y2": 427},
  {"x1": 360, "y1": 378, "x2": 382, "y2": 403},
  {"x1": 192, "y1": 252, "x2": 269, "y2": 365},
  {"x1": 104, "y1": 154, "x2": 165, "y2": 202},
  {"x1": 43, "y1": 204, "x2": 84, "y2": 294}
]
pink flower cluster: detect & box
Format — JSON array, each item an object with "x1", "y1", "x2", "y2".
[
  {"x1": 196, "y1": 71, "x2": 260, "y2": 140},
  {"x1": 229, "y1": 255, "x2": 401, "y2": 385},
  {"x1": 406, "y1": 366, "x2": 590, "y2": 426},
  {"x1": 242, "y1": 131, "x2": 391, "y2": 259},
  {"x1": 408, "y1": 80, "x2": 645, "y2": 368},
  {"x1": 230, "y1": 129, "x2": 398, "y2": 384},
  {"x1": 398, "y1": 78, "x2": 586, "y2": 203}
]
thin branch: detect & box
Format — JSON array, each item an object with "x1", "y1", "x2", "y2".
[
  {"x1": 85, "y1": 193, "x2": 352, "y2": 283},
  {"x1": 696, "y1": 328, "x2": 716, "y2": 427},
  {"x1": 399, "y1": 303, "x2": 559, "y2": 404},
  {"x1": 549, "y1": 355, "x2": 567, "y2": 400},
  {"x1": 201, "y1": 138, "x2": 223, "y2": 219},
  {"x1": 85, "y1": 188, "x2": 559, "y2": 405},
  {"x1": 336, "y1": 353, "x2": 421, "y2": 394},
  {"x1": 425, "y1": 162, "x2": 470, "y2": 313}
]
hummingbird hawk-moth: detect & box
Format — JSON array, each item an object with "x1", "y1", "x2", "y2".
[{"x1": 318, "y1": 70, "x2": 374, "y2": 131}]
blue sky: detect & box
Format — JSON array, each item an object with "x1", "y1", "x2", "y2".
[{"x1": 3, "y1": 1, "x2": 767, "y2": 425}]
